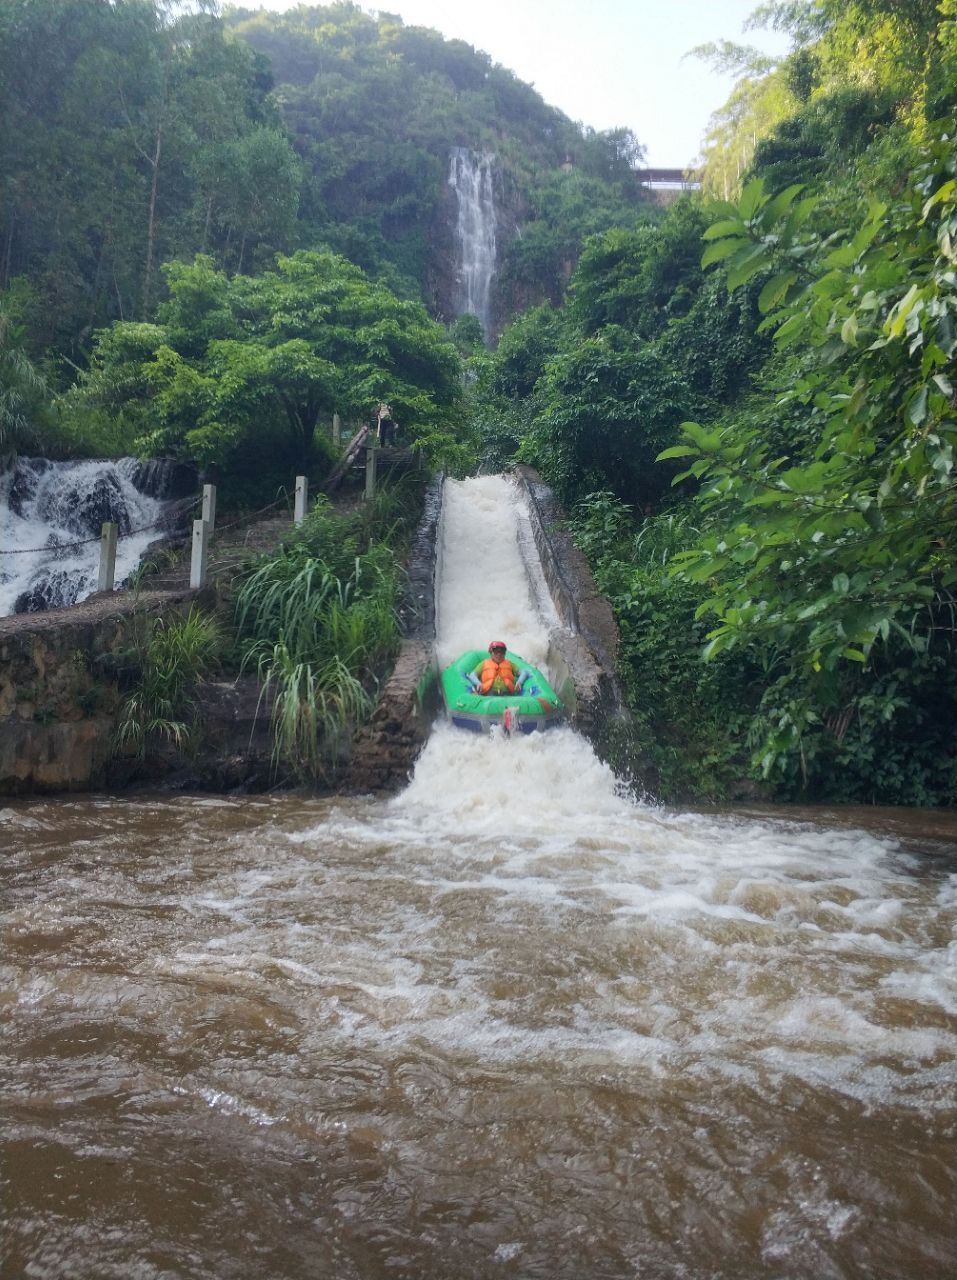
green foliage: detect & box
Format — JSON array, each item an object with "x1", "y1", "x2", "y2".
[
  {"x1": 253, "y1": 645, "x2": 373, "y2": 780},
  {"x1": 0, "y1": 0, "x2": 293, "y2": 349},
  {"x1": 231, "y1": 481, "x2": 422, "y2": 780},
  {"x1": 495, "y1": 169, "x2": 655, "y2": 309},
  {"x1": 0, "y1": 294, "x2": 53, "y2": 452},
  {"x1": 746, "y1": 635, "x2": 957, "y2": 802},
  {"x1": 570, "y1": 202, "x2": 709, "y2": 340},
  {"x1": 459, "y1": 303, "x2": 570, "y2": 471},
  {"x1": 568, "y1": 493, "x2": 759, "y2": 800},
  {"x1": 666, "y1": 143, "x2": 957, "y2": 667},
  {"x1": 63, "y1": 250, "x2": 462, "y2": 494},
  {"x1": 700, "y1": 0, "x2": 957, "y2": 198},
  {"x1": 659, "y1": 131, "x2": 957, "y2": 791},
  {"x1": 523, "y1": 326, "x2": 692, "y2": 509},
  {"x1": 115, "y1": 606, "x2": 222, "y2": 758}
]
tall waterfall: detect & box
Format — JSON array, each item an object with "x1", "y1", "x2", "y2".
[
  {"x1": 0, "y1": 457, "x2": 191, "y2": 616},
  {"x1": 448, "y1": 147, "x2": 498, "y2": 337}
]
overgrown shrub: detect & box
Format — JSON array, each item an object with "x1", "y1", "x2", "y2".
[{"x1": 114, "y1": 607, "x2": 222, "y2": 758}]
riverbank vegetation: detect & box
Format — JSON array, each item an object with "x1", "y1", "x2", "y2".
[
  {"x1": 112, "y1": 476, "x2": 426, "y2": 783},
  {"x1": 232, "y1": 485, "x2": 418, "y2": 780}
]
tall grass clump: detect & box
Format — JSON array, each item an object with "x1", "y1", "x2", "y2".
[
  {"x1": 115, "y1": 607, "x2": 222, "y2": 758},
  {"x1": 233, "y1": 480, "x2": 422, "y2": 780}
]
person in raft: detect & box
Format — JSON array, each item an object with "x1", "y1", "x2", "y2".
[{"x1": 467, "y1": 641, "x2": 531, "y2": 696}]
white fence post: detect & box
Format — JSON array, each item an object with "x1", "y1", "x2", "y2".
[
  {"x1": 97, "y1": 521, "x2": 118, "y2": 592},
  {"x1": 364, "y1": 445, "x2": 377, "y2": 500},
  {"x1": 294, "y1": 475, "x2": 309, "y2": 525},
  {"x1": 190, "y1": 518, "x2": 209, "y2": 589},
  {"x1": 202, "y1": 483, "x2": 217, "y2": 529},
  {"x1": 332, "y1": 412, "x2": 341, "y2": 447}
]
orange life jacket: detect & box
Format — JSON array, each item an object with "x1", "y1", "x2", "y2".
[{"x1": 477, "y1": 657, "x2": 517, "y2": 695}]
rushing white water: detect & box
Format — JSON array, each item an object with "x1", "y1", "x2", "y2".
[
  {"x1": 1, "y1": 475, "x2": 954, "y2": 1278},
  {"x1": 0, "y1": 457, "x2": 173, "y2": 615},
  {"x1": 448, "y1": 147, "x2": 498, "y2": 337},
  {"x1": 435, "y1": 473, "x2": 558, "y2": 670}
]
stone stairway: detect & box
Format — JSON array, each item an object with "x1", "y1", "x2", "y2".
[{"x1": 142, "y1": 514, "x2": 294, "y2": 595}]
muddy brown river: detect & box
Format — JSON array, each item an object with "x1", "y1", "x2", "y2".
[{"x1": 2, "y1": 478, "x2": 955, "y2": 1278}]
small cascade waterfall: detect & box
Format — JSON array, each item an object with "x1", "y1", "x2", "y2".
[
  {"x1": 0, "y1": 456, "x2": 192, "y2": 616},
  {"x1": 448, "y1": 147, "x2": 498, "y2": 337}
]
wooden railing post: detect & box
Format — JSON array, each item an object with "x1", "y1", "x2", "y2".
[
  {"x1": 364, "y1": 444, "x2": 377, "y2": 500},
  {"x1": 97, "y1": 521, "x2": 118, "y2": 592},
  {"x1": 332, "y1": 412, "x2": 341, "y2": 448}
]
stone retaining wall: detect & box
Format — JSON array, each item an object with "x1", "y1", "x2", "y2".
[
  {"x1": 346, "y1": 476, "x2": 443, "y2": 792},
  {"x1": 0, "y1": 591, "x2": 196, "y2": 794},
  {"x1": 514, "y1": 466, "x2": 625, "y2": 736}
]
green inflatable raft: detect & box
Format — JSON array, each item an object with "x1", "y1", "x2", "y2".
[{"x1": 440, "y1": 648, "x2": 563, "y2": 734}]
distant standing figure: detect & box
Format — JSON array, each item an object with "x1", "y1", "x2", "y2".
[{"x1": 376, "y1": 403, "x2": 397, "y2": 447}]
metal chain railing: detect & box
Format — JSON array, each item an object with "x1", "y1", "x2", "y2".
[
  {"x1": 0, "y1": 494, "x2": 201, "y2": 556},
  {"x1": 3, "y1": 472, "x2": 311, "y2": 607}
]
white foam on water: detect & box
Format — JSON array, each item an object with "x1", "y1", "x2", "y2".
[
  {"x1": 263, "y1": 474, "x2": 957, "y2": 1104},
  {"x1": 435, "y1": 474, "x2": 555, "y2": 670}
]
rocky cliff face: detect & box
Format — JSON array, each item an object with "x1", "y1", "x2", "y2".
[{"x1": 426, "y1": 151, "x2": 528, "y2": 342}]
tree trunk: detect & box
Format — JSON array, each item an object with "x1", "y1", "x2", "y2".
[
  {"x1": 142, "y1": 119, "x2": 164, "y2": 316},
  {"x1": 202, "y1": 191, "x2": 214, "y2": 253},
  {"x1": 2, "y1": 219, "x2": 13, "y2": 289}
]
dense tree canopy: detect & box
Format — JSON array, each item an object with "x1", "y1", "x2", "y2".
[
  {"x1": 663, "y1": 139, "x2": 956, "y2": 676},
  {"x1": 0, "y1": 0, "x2": 297, "y2": 353},
  {"x1": 67, "y1": 250, "x2": 461, "y2": 487}
]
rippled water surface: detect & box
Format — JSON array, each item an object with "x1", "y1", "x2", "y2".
[
  {"x1": 2, "y1": 476, "x2": 955, "y2": 1278},
  {"x1": 3, "y1": 751, "x2": 955, "y2": 1280}
]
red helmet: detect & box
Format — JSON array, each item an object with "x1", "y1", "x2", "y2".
[{"x1": 488, "y1": 640, "x2": 507, "y2": 653}]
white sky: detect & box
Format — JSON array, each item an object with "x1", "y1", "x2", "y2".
[{"x1": 245, "y1": 0, "x2": 791, "y2": 166}]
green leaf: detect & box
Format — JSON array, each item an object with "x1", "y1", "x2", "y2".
[
  {"x1": 738, "y1": 178, "x2": 766, "y2": 222},
  {"x1": 679, "y1": 420, "x2": 724, "y2": 452},
  {"x1": 922, "y1": 179, "x2": 956, "y2": 221},
  {"x1": 908, "y1": 385, "x2": 928, "y2": 426},
  {"x1": 840, "y1": 315, "x2": 858, "y2": 347},
  {"x1": 824, "y1": 242, "x2": 859, "y2": 268},
  {"x1": 703, "y1": 218, "x2": 747, "y2": 241},
  {"x1": 780, "y1": 196, "x2": 819, "y2": 246},
  {"x1": 758, "y1": 271, "x2": 798, "y2": 314},
  {"x1": 702, "y1": 237, "x2": 749, "y2": 268},
  {"x1": 773, "y1": 312, "x2": 808, "y2": 346},
  {"x1": 762, "y1": 183, "x2": 805, "y2": 224},
  {"x1": 726, "y1": 242, "x2": 771, "y2": 291},
  {"x1": 656, "y1": 444, "x2": 698, "y2": 461}
]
